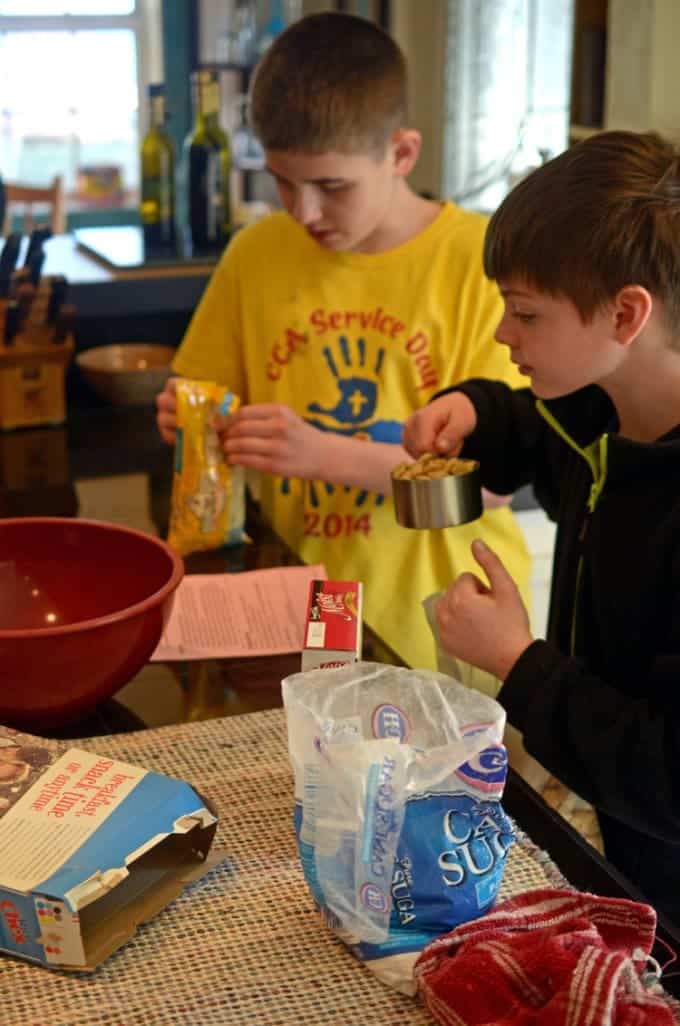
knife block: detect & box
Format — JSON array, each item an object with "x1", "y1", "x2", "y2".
[
  {"x1": 0, "y1": 328, "x2": 74, "y2": 430},
  {"x1": 0, "y1": 422, "x2": 69, "y2": 489}
]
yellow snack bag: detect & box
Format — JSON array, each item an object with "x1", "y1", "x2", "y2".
[{"x1": 167, "y1": 379, "x2": 245, "y2": 556}]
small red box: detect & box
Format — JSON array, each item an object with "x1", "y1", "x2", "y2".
[{"x1": 301, "y1": 579, "x2": 363, "y2": 671}]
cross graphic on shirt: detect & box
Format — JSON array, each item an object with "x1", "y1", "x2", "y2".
[{"x1": 348, "y1": 388, "x2": 368, "y2": 417}]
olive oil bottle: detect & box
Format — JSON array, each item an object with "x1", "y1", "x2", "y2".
[
  {"x1": 140, "y1": 83, "x2": 176, "y2": 254},
  {"x1": 184, "y1": 70, "x2": 232, "y2": 254}
]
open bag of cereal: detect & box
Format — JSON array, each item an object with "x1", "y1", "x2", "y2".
[
  {"x1": 167, "y1": 378, "x2": 245, "y2": 556},
  {"x1": 282, "y1": 662, "x2": 514, "y2": 995}
]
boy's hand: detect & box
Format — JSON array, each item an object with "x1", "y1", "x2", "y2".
[
  {"x1": 218, "y1": 403, "x2": 325, "y2": 480},
  {"x1": 436, "y1": 539, "x2": 534, "y2": 681},
  {"x1": 156, "y1": 377, "x2": 178, "y2": 444},
  {"x1": 403, "y1": 391, "x2": 477, "y2": 457}
]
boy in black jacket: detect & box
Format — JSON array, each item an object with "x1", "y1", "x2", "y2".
[{"x1": 403, "y1": 130, "x2": 680, "y2": 927}]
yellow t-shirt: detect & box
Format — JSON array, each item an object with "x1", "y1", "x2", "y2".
[{"x1": 173, "y1": 203, "x2": 530, "y2": 681}]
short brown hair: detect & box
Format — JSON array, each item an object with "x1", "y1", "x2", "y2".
[
  {"x1": 249, "y1": 12, "x2": 407, "y2": 156},
  {"x1": 484, "y1": 131, "x2": 680, "y2": 335}
]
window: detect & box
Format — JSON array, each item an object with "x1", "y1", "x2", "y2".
[
  {"x1": 441, "y1": 0, "x2": 574, "y2": 213},
  {"x1": 0, "y1": 1, "x2": 149, "y2": 208}
]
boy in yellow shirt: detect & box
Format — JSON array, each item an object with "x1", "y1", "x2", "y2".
[{"x1": 156, "y1": 11, "x2": 529, "y2": 679}]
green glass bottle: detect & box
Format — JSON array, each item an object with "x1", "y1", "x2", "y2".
[
  {"x1": 140, "y1": 83, "x2": 176, "y2": 253},
  {"x1": 184, "y1": 70, "x2": 232, "y2": 254}
]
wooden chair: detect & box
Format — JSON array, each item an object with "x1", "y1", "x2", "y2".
[{"x1": 1, "y1": 175, "x2": 66, "y2": 235}]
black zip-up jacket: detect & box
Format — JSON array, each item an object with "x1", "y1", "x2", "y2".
[{"x1": 439, "y1": 379, "x2": 680, "y2": 851}]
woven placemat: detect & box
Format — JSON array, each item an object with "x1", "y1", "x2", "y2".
[{"x1": 1, "y1": 709, "x2": 678, "y2": 1026}]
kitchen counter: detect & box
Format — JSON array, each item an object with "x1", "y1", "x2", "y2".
[
  {"x1": 0, "y1": 232, "x2": 215, "y2": 373},
  {"x1": 41, "y1": 232, "x2": 215, "y2": 320},
  {"x1": 3, "y1": 710, "x2": 680, "y2": 1024},
  {"x1": 0, "y1": 404, "x2": 398, "y2": 733},
  {"x1": 2, "y1": 402, "x2": 680, "y2": 1002}
]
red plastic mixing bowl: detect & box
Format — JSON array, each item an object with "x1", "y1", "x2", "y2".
[{"x1": 0, "y1": 517, "x2": 184, "y2": 728}]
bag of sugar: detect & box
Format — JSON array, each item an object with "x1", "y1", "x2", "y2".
[{"x1": 282, "y1": 662, "x2": 514, "y2": 995}]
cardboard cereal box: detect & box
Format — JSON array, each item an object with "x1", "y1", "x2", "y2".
[
  {"x1": 0, "y1": 730, "x2": 217, "y2": 970},
  {"x1": 301, "y1": 579, "x2": 363, "y2": 671}
]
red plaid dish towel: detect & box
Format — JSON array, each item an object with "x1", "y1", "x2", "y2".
[{"x1": 414, "y1": 887, "x2": 675, "y2": 1025}]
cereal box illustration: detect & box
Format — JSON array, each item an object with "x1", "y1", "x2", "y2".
[{"x1": 301, "y1": 579, "x2": 363, "y2": 671}]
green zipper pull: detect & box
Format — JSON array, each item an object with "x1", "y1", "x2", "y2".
[{"x1": 535, "y1": 401, "x2": 610, "y2": 657}]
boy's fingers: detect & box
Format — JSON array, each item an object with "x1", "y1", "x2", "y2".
[
  {"x1": 402, "y1": 419, "x2": 428, "y2": 456},
  {"x1": 471, "y1": 538, "x2": 513, "y2": 593},
  {"x1": 454, "y1": 571, "x2": 490, "y2": 597},
  {"x1": 156, "y1": 386, "x2": 175, "y2": 409},
  {"x1": 214, "y1": 411, "x2": 236, "y2": 431},
  {"x1": 434, "y1": 431, "x2": 459, "y2": 454},
  {"x1": 237, "y1": 403, "x2": 285, "y2": 419},
  {"x1": 434, "y1": 414, "x2": 462, "y2": 455},
  {"x1": 221, "y1": 413, "x2": 280, "y2": 439}
]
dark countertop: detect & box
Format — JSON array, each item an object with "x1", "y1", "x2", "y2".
[
  {"x1": 0, "y1": 234, "x2": 212, "y2": 392},
  {"x1": 0, "y1": 232, "x2": 215, "y2": 320},
  {"x1": 0, "y1": 404, "x2": 398, "y2": 732},
  {"x1": 51, "y1": 234, "x2": 214, "y2": 320}
]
